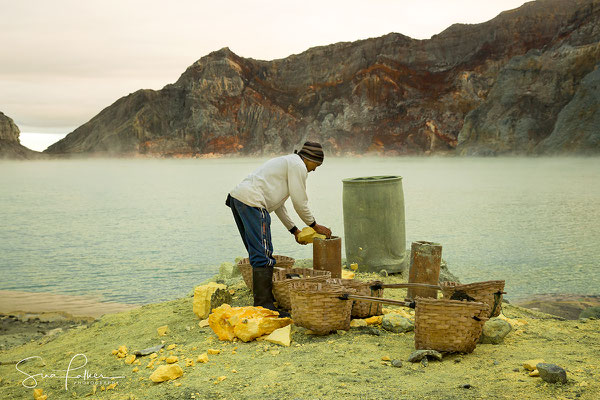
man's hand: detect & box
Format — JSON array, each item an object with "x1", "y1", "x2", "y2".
[
  {"x1": 294, "y1": 230, "x2": 308, "y2": 245},
  {"x1": 313, "y1": 223, "x2": 332, "y2": 239}
]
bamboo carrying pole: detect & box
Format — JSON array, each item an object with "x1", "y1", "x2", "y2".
[
  {"x1": 375, "y1": 283, "x2": 442, "y2": 290},
  {"x1": 339, "y1": 293, "x2": 415, "y2": 308},
  {"x1": 407, "y1": 241, "x2": 442, "y2": 299}
]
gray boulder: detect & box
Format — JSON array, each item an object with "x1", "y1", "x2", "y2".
[
  {"x1": 537, "y1": 363, "x2": 568, "y2": 384},
  {"x1": 382, "y1": 314, "x2": 414, "y2": 333},
  {"x1": 407, "y1": 350, "x2": 443, "y2": 363},
  {"x1": 479, "y1": 318, "x2": 512, "y2": 344}
]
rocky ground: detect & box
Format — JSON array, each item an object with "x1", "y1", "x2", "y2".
[{"x1": 1, "y1": 264, "x2": 598, "y2": 400}]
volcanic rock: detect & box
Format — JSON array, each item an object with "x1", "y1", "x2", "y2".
[
  {"x1": 0, "y1": 111, "x2": 41, "y2": 159},
  {"x1": 44, "y1": 0, "x2": 600, "y2": 157}
]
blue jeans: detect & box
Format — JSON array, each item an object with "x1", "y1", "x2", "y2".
[{"x1": 226, "y1": 194, "x2": 276, "y2": 268}]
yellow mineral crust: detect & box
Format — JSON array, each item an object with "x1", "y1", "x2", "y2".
[
  {"x1": 341, "y1": 270, "x2": 355, "y2": 279},
  {"x1": 149, "y1": 363, "x2": 183, "y2": 383},
  {"x1": 208, "y1": 304, "x2": 292, "y2": 342},
  {"x1": 193, "y1": 282, "x2": 228, "y2": 319},
  {"x1": 297, "y1": 227, "x2": 326, "y2": 244}
]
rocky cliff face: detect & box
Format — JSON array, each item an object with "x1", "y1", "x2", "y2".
[
  {"x1": 0, "y1": 111, "x2": 20, "y2": 142},
  {"x1": 0, "y1": 112, "x2": 39, "y2": 159},
  {"x1": 458, "y1": 0, "x2": 600, "y2": 155},
  {"x1": 46, "y1": 0, "x2": 600, "y2": 157}
]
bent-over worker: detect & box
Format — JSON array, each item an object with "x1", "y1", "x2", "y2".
[{"x1": 225, "y1": 141, "x2": 332, "y2": 316}]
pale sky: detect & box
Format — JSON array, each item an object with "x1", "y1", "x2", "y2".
[{"x1": 1, "y1": 0, "x2": 528, "y2": 136}]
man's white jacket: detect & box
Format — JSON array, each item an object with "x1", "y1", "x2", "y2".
[{"x1": 229, "y1": 154, "x2": 315, "y2": 230}]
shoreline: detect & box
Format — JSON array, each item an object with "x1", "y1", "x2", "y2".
[
  {"x1": 0, "y1": 290, "x2": 139, "y2": 319},
  {"x1": 1, "y1": 288, "x2": 599, "y2": 321}
]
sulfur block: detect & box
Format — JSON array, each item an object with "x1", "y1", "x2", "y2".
[
  {"x1": 297, "y1": 227, "x2": 326, "y2": 244},
  {"x1": 350, "y1": 319, "x2": 367, "y2": 327},
  {"x1": 157, "y1": 325, "x2": 169, "y2": 336},
  {"x1": 193, "y1": 283, "x2": 231, "y2": 319},
  {"x1": 365, "y1": 315, "x2": 383, "y2": 325},
  {"x1": 262, "y1": 324, "x2": 292, "y2": 347},
  {"x1": 149, "y1": 364, "x2": 183, "y2": 383},
  {"x1": 523, "y1": 359, "x2": 545, "y2": 371},
  {"x1": 342, "y1": 270, "x2": 355, "y2": 279}
]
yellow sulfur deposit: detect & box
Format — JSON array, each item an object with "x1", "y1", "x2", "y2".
[
  {"x1": 193, "y1": 282, "x2": 230, "y2": 319},
  {"x1": 342, "y1": 270, "x2": 355, "y2": 279},
  {"x1": 260, "y1": 324, "x2": 292, "y2": 347},
  {"x1": 33, "y1": 389, "x2": 47, "y2": 400},
  {"x1": 157, "y1": 325, "x2": 169, "y2": 336},
  {"x1": 166, "y1": 356, "x2": 178, "y2": 364},
  {"x1": 208, "y1": 304, "x2": 293, "y2": 342},
  {"x1": 197, "y1": 353, "x2": 209, "y2": 363},
  {"x1": 523, "y1": 359, "x2": 545, "y2": 371},
  {"x1": 198, "y1": 319, "x2": 210, "y2": 328},
  {"x1": 498, "y1": 313, "x2": 528, "y2": 327},
  {"x1": 149, "y1": 364, "x2": 183, "y2": 383},
  {"x1": 124, "y1": 354, "x2": 136, "y2": 364},
  {"x1": 297, "y1": 227, "x2": 326, "y2": 244},
  {"x1": 365, "y1": 315, "x2": 383, "y2": 325},
  {"x1": 350, "y1": 319, "x2": 367, "y2": 327}
]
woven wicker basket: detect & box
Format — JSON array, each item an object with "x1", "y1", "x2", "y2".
[
  {"x1": 236, "y1": 255, "x2": 296, "y2": 290},
  {"x1": 289, "y1": 280, "x2": 355, "y2": 334},
  {"x1": 272, "y1": 268, "x2": 331, "y2": 310},
  {"x1": 439, "y1": 280, "x2": 505, "y2": 318},
  {"x1": 414, "y1": 298, "x2": 489, "y2": 353},
  {"x1": 327, "y1": 279, "x2": 384, "y2": 318}
]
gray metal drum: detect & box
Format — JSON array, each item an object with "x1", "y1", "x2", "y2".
[{"x1": 342, "y1": 176, "x2": 408, "y2": 274}]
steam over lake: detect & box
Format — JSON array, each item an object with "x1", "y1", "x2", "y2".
[{"x1": 1, "y1": 157, "x2": 599, "y2": 304}]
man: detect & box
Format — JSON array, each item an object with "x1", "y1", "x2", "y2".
[{"x1": 226, "y1": 141, "x2": 331, "y2": 315}]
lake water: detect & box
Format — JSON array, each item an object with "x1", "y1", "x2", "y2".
[{"x1": 1, "y1": 157, "x2": 599, "y2": 306}]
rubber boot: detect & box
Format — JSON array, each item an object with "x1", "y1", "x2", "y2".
[{"x1": 252, "y1": 266, "x2": 291, "y2": 318}]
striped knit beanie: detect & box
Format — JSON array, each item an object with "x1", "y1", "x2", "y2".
[{"x1": 295, "y1": 141, "x2": 324, "y2": 164}]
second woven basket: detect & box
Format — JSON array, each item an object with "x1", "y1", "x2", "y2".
[
  {"x1": 439, "y1": 280, "x2": 505, "y2": 318},
  {"x1": 289, "y1": 280, "x2": 355, "y2": 334},
  {"x1": 414, "y1": 298, "x2": 489, "y2": 353},
  {"x1": 272, "y1": 268, "x2": 331, "y2": 310}
]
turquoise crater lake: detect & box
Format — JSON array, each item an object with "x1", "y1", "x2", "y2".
[{"x1": 1, "y1": 157, "x2": 599, "y2": 305}]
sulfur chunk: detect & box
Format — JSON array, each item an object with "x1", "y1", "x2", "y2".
[
  {"x1": 297, "y1": 227, "x2": 326, "y2": 244},
  {"x1": 149, "y1": 364, "x2": 183, "y2": 383},
  {"x1": 157, "y1": 325, "x2": 169, "y2": 336},
  {"x1": 193, "y1": 283, "x2": 231, "y2": 319},
  {"x1": 261, "y1": 324, "x2": 292, "y2": 347},
  {"x1": 209, "y1": 304, "x2": 290, "y2": 342}
]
